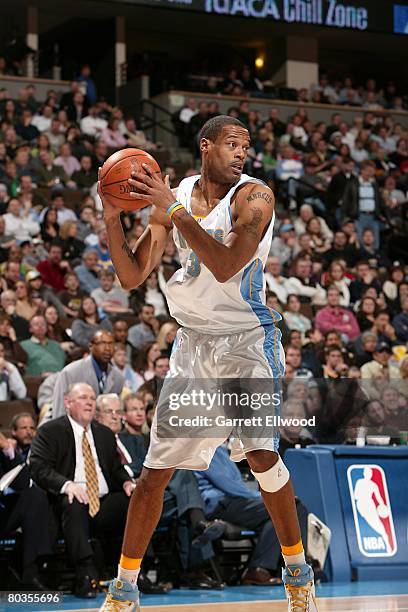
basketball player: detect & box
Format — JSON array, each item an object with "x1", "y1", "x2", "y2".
[{"x1": 99, "y1": 116, "x2": 318, "y2": 611}]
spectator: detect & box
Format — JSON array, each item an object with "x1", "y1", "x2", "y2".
[
  {"x1": 42, "y1": 192, "x2": 77, "y2": 226},
  {"x1": 40, "y1": 208, "x2": 60, "y2": 246},
  {"x1": 74, "y1": 249, "x2": 101, "y2": 292},
  {"x1": 76, "y1": 205, "x2": 98, "y2": 243},
  {"x1": 54, "y1": 142, "x2": 81, "y2": 177},
  {"x1": 363, "y1": 399, "x2": 400, "y2": 443},
  {"x1": 51, "y1": 329, "x2": 124, "y2": 419},
  {"x1": 80, "y1": 105, "x2": 107, "y2": 137},
  {"x1": 323, "y1": 260, "x2": 350, "y2": 307},
  {"x1": 278, "y1": 400, "x2": 316, "y2": 456},
  {"x1": 349, "y1": 260, "x2": 382, "y2": 304},
  {"x1": 195, "y1": 445, "x2": 307, "y2": 585},
  {"x1": 128, "y1": 303, "x2": 159, "y2": 350},
  {"x1": 59, "y1": 221, "x2": 85, "y2": 264},
  {"x1": 393, "y1": 295, "x2": 408, "y2": 343},
  {"x1": 269, "y1": 223, "x2": 297, "y2": 268},
  {"x1": 71, "y1": 155, "x2": 97, "y2": 190},
  {"x1": 71, "y1": 296, "x2": 113, "y2": 348},
  {"x1": 3, "y1": 197, "x2": 40, "y2": 242},
  {"x1": 91, "y1": 268, "x2": 129, "y2": 315},
  {"x1": 35, "y1": 150, "x2": 75, "y2": 189},
  {"x1": 129, "y1": 270, "x2": 167, "y2": 317},
  {"x1": 20, "y1": 315, "x2": 65, "y2": 377},
  {"x1": 122, "y1": 117, "x2": 156, "y2": 151},
  {"x1": 0, "y1": 429, "x2": 52, "y2": 590},
  {"x1": 132, "y1": 341, "x2": 161, "y2": 390},
  {"x1": 353, "y1": 331, "x2": 378, "y2": 367},
  {"x1": 25, "y1": 269, "x2": 65, "y2": 317},
  {"x1": 323, "y1": 345, "x2": 349, "y2": 379},
  {"x1": 58, "y1": 271, "x2": 87, "y2": 318},
  {"x1": 264, "y1": 257, "x2": 289, "y2": 305},
  {"x1": 0, "y1": 341, "x2": 26, "y2": 400},
  {"x1": 101, "y1": 118, "x2": 127, "y2": 149},
  {"x1": 44, "y1": 304, "x2": 73, "y2": 351},
  {"x1": 92, "y1": 224, "x2": 113, "y2": 271},
  {"x1": 283, "y1": 294, "x2": 312, "y2": 337},
  {"x1": 315, "y1": 286, "x2": 360, "y2": 341},
  {"x1": 360, "y1": 341, "x2": 400, "y2": 380},
  {"x1": 342, "y1": 160, "x2": 386, "y2": 249},
  {"x1": 11, "y1": 412, "x2": 36, "y2": 459},
  {"x1": 122, "y1": 392, "x2": 147, "y2": 436},
  {"x1": 77, "y1": 64, "x2": 97, "y2": 105},
  {"x1": 0, "y1": 312, "x2": 27, "y2": 369},
  {"x1": 112, "y1": 344, "x2": 139, "y2": 391},
  {"x1": 30, "y1": 383, "x2": 133, "y2": 597},
  {"x1": 0, "y1": 289, "x2": 30, "y2": 340},
  {"x1": 286, "y1": 258, "x2": 326, "y2": 306},
  {"x1": 112, "y1": 318, "x2": 133, "y2": 363},
  {"x1": 37, "y1": 241, "x2": 69, "y2": 292}
]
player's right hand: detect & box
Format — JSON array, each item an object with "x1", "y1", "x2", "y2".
[{"x1": 97, "y1": 168, "x2": 122, "y2": 222}]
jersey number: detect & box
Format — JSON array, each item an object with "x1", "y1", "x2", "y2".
[{"x1": 179, "y1": 229, "x2": 224, "y2": 278}]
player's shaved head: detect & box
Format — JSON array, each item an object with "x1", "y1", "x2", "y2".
[{"x1": 200, "y1": 115, "x2": 246, "y2": 142}]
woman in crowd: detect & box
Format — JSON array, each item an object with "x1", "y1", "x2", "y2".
[
  {"x1": 283, "y1": 294, "x2": 312, "y2": 337},
  {"x1": 40, "y1": 208, "x2": 59, "y2": 246},
  {"x1": 306, "y1": 217, "x2": 331, "y2": 254},
  {"x1": 323, "y1": 260, "x2": 351, "y2": 307},
  {"x1": 156, "y1": 321, "x2": 178, "y2": 357},
  {"x1": 71, "y1": 296, "x2": 112, "y2": 348},
  {"x1": 356, "y1": 296, "x2": 379, "y2": 332},
  {"x1": 112, "y1": 343, "x2": 139, "y2": 392},
  {"x1": 132, "y1": 341, "x2": 161, "y2": 390},
  {"x1": 15, "y1": 279, "x2": 38, "y2": 320},
  {"x1": 59, "y1": 220, "x2": 85, "y2": 264},
  {"x1": 130, "y1": 270, "x2": 167, "y2": 317},
  {"x1": 44, "y1": 304, "x2": 74, "y2": 352}
]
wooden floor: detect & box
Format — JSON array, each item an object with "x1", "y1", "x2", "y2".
[
  {"x1": 67, "y1": 594, "x2": 408, "y2": 612},
  {"x1": 144, "y1": 596, "x2": 408, "y2": 611}
]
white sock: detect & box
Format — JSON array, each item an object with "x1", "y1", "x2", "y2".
[
  {"x1": 117, "y1": 565, "x2": 140, "y2": 588},
  {"x1": 283, "y1": 551, "x2": 306, "y2": 567}
]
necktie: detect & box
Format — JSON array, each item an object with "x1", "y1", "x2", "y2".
[
  {"x1": 82, "y1": 429, "x2": 100, "y2": 517},
  {"x1": 99, "y1": 371, "x2": 107, "y2": 394}
]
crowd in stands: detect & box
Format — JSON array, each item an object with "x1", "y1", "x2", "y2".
[
  {"x1": 187, "y1": 68, "x2": 407, "y2": 111},
  {"x1": 0, "y1": 64, "x2": 407, "y2": 597}
]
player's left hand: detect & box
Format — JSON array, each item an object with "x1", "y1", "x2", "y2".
[{"x1": 128, "y1": 164, "x2": 176, "y2": 210}]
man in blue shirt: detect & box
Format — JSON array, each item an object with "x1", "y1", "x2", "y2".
[{"x1": 195, "y1": 445, "x2": 308, "y2": 585}]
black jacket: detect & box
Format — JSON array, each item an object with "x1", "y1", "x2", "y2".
[
  {"x1": 342, "y1": 175, "x2": 385, "y2": 220},
  {"x1": 118, "y1": 431, "x2": 146, "y2": 478},
  {"x1": 29, "y1": 416, "x2": 129, "y2": 497}
]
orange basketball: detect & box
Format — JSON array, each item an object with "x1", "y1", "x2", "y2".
[{"x1": 100, "y1": 148, "x2": 161, "y2": 211}]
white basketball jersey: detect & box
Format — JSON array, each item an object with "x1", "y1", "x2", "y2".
[{"x1": 166, "y1": 174, "x2": 282, "y2": 334}]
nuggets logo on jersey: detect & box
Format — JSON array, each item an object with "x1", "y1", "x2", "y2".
[{"x1": 347, "y1": 465, "x2": 397, "y2": 557}]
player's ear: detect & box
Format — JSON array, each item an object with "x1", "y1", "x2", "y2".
[{"x1": 200, "y1": 138, "x2": 210, "y2": 157}]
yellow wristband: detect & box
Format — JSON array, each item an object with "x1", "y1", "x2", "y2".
[{"x1": 168, "y1": 203, "x2": 185, "y2": 218}]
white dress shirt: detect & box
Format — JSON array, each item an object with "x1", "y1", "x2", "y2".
[{"x1": 64, "y1": 415, "x2": 109, "y2": 497}]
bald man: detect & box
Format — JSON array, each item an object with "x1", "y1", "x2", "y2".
[{"x1": 30, "y1": 383, "x2": 133, "y2": 598}]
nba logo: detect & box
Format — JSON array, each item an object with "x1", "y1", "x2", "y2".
[{"x1": 347, "y1": 465, "x2": 397, "y2": 557}]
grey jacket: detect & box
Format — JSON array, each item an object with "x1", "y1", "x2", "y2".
[{"x1": 52, "y1": 355, "x2": 124, "y2": 419}]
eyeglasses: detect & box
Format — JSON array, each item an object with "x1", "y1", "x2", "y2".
[{"x1": 102, "y1": 409, "x2": 123, "y2": 416}]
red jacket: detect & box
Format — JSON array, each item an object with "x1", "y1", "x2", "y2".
[{"x1": 37, "y1": 260, "x2": 65, "y2": 292}]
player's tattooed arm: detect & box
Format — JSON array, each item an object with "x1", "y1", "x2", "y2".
[
  {"x1": 121, "y1": 239, "x2": 138, "y2": 265},
  {"x1": 241, "y1": 206, "x2": 263, "y2": 237}
]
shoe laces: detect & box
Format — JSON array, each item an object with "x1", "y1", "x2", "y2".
[
  {"x1": 285, "y1": 583, "x2": 310, "y2": 611},
  {"x1": 102, "y1": 593, "x2": 135, "y2": 611}
]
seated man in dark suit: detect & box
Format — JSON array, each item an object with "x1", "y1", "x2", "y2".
[
  {"x1": 29, "y1": 382, "x2": 135, "y2": 598},
  {"x1": 0, "y1": 430, "x2": 52, "y2": 589},
  {"x1": 96, "y1": 393, "x2": 226, "y2": 590}
]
